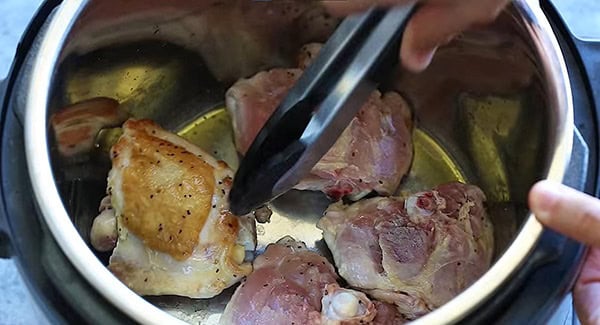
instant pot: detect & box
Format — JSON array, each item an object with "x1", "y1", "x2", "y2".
[{"x1": 1, "y1": 0, "x2": 600, "y2": 324}]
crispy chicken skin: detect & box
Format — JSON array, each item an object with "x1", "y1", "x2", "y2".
[
  {"x1": 100, "y1": 119, "x2": 255, "y2": 298},
  {"x1": 318, "y1": 182, "x2": 494, "y2": 319}
]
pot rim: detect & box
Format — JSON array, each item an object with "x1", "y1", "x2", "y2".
[{"x1": 23, "y1": 0, "x2": 573, "y2": 324}]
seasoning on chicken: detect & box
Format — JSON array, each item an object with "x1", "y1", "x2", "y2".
[
  {"x1": 226, "y1": 68, "x2": 303, "y2": 155},
  {"x1": 318, "y1": 182, "x2": 494, "y2": 319},
  {"x1": 50, "y1": 97, "x2": 127, "y2": 160},
  {"x1": 226, "y1": 44, "x2": 413, "y2": 201},
  {"x1": 294, "y1": 91, "x2": 413, "y2": 201},
  {"x1": 297, "y1": 42, "x2": 326, "y2": 70},
  {"x1": 221, "y1": 236, "x2": 383, "y2": 325},
  {"x1": 92, "y1": 119, "x2": 256, "y2": 298},
  {"x1": 372, "y1": 301, "x2": 409, "y2": 325}
]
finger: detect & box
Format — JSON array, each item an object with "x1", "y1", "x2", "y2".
[
  {"x1": 574, "y1": 248, "x2": 600, "y2": 325},
  {"x1": 321, "y1": 0, "x2": 411, "y2": 16},
  {"x1": 400, "y1": 3, "x2": 462, "y2": 72},
  {"x1": 322, "y1": 0, "x2": 508, "y2": 72},
  {"x1": 400, "y1": 0, "x2": 508, "y2": 72},
  {"x1": 529, "y1": 180, "x2": 600, "y2": 247},
  {"x1": 321, "y1": 1, "x2": 461, "y2": 72}
]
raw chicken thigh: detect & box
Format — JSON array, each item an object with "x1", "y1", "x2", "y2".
[
  {"x1": 91, "y1": 119, "x2": 256, "y2": 298},
  {"x1": 221, "y1": 237, "x2": 390, "y2": 325},
  {"x1": 318, "y1": 182, "x2": 494, "y2": 319},
  {"x1": 226, "y1": 44, "x2": 413, "y2": 200},
  {"x1": 227, "y1": 68, "x2": 303, "y2": 155},
  {"x1": 295, "y1": 91, "x2": 413, "y2": 200},
  {"x1": 372, "y1": 301, "x2": 409, "y2": 325},
  {"x1": 220, "y1": 236, "x2": 337, "y2": 325}
]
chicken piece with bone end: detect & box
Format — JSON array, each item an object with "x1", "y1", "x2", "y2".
[
  {"x1": 50, "y1": 97, "x2": 128, "y2": 160},
  {"x1": 90, "y1": 195, "x2": 118, "y2": 252},
  {"x1": 221, "y1": 237, "x2": 386, "y2": 325},
  {"x1": 226, "y1": 43, "x2": 413, "y2": 201},
  {"x1": 321, "y1": 284, "x2": 377, "y2": 324},
  {"x1": 322, "y1": 286, "x2": 407, "y2": 324},
  {"x1": 91, "y1": 119, "x2": 256, "y2": 298},
  {"x1": 318, "y1": 182, "x2": 494, "y2": 319}
]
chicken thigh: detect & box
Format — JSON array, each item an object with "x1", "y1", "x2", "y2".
[
  {"x1": 221, "y1": 237, "x2": 388, "y2": 325},
  {"x1": 221, "y1": 236, "x2": 337, "y2": 324},
  {"x1": 226, "y1": 44, "x2": 413, "y2": 200},
  {"x1": 318, "y1": 182, "x2": 494, "y2": 319},
  {"x1": 50, "y1": 97, "x2": 127, "y2": 160},
  {"x1": 92, "y1": 119, "x2": 256, "y2": 298},
  {"x1": 321, "y1": 284, "x2": 377, "y2": 324}
]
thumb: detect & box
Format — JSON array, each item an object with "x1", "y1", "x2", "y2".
[
  {"x1": 529, "y1": 180, "x2": 600, "y2": 247},
  {"x1": 574, "y1": 248, "x2": 600, "y2": 325},
  {"x1": 530, "y1": 181, "x2": 600, "y2": 324}
]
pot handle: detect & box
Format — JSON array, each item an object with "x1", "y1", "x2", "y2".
[
  {"x1": 541, "y1": 3, "x2": 600, "y2": 188},
  {"x1": 462, "y1": 129, "x2": 589, "y2": 325},
  {"x1": 532, "y1": 127, "x2": 589, "y2": 264},
  {"x1": 0, "y1": 78, "x2": 12, "y2": 259},
  {"x1": 0, "y1": 230, "x2": 10, "y2": 259},
  {"x1": 0, "y1": 0, "x2": 65, "y2": 260}
]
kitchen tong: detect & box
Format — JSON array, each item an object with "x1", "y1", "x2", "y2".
[{"x1": 229, "y1": 4, "x2": 416, "y2": 216}]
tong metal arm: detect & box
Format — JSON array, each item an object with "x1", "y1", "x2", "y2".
[{"x1": 229, "y1": 4, "x2": 416, "y2": 216}]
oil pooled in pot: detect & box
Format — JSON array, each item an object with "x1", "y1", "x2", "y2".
[
  {"x1": 143, "y1": 106, "x2": 472, "y2": 324},
  {"x1": 176, "y1": 108, "x2": 240, "y2": 171},
  {"x1": 172, "y1": 108, "x2": 468, "y2": 255}
]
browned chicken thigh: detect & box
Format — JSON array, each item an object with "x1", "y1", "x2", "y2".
[{"x1": 91, "y1": 119, "x2": 256, "y2": 298}]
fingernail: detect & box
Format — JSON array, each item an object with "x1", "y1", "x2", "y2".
[
  {"x1": 406, "y1": 49, "x2": 435, "y2": 72},
  {"x1": 441, "y1": 33, "x2": 458, "y2": 47},
  {"x1": 530, "y1": 181, "x2": 560, "y2": 222},
  {"x1": 418, "y1": 50, "x2": 435, "y2": 68}
]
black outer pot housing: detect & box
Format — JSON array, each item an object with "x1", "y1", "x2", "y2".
[{"x1": 1, "y1": 1, "x2": 600, "y2": 324}]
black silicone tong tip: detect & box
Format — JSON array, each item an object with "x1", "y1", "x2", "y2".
[{"x1": 230, "y1": 4, "x2": 416, "y2": 216}]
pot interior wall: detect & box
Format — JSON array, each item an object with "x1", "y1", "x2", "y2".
[{"x1": 46, "y1": 0, "x2": 550, "y2": 321}]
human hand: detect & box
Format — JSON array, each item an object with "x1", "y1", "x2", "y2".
[
  {"x1": 321, "y1": 0, "x2": 510, "y2": 72},
  {"x1": 529, "y1": 180, "x2": 600, "y2": 325}
]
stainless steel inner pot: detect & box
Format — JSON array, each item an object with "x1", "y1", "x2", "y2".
[{"x1": 23, "y1": 0, "x2": 573, "y2": 324}]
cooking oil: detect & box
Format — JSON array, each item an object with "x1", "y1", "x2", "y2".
[
  {"x1": 94, "y1": 105, "x2": 470, "y2": 258},
  {"x1": 96, "y1": 105, "x2": 467, "y2": 196},
  {"x1": 397, "y1": 128, "x2": 466, "y2": 196},
  {"x1": 166, "y1": 107, "x2": 468, "y2": 255},
  {"x1": 173, "y1": 107, "x2": 467, "y2": 194},
  {"x1": 176, "y1": 108, "x2": 239, "y2": 170}
]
